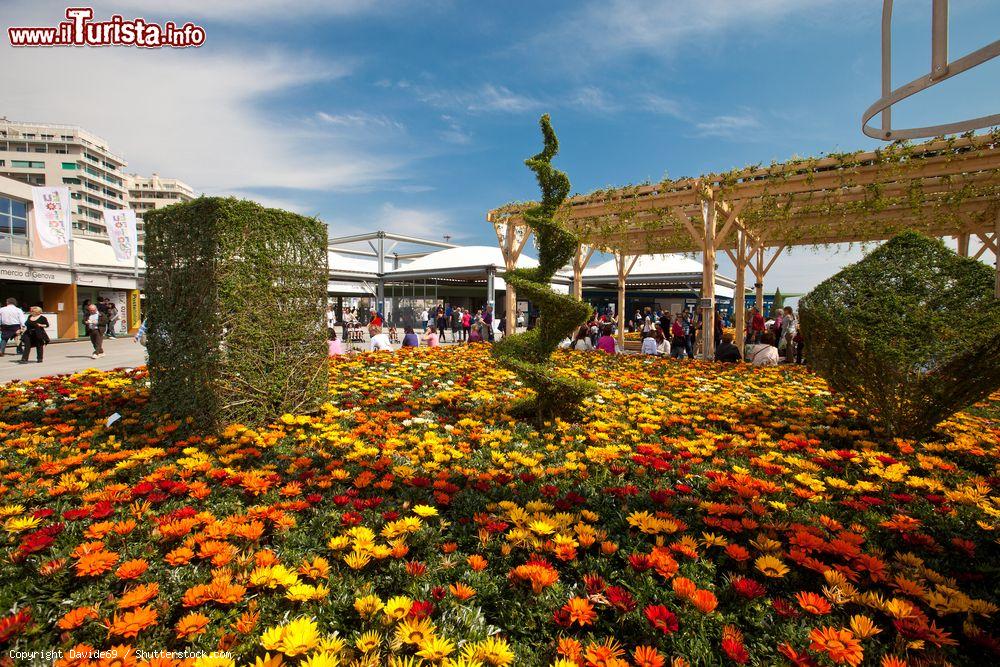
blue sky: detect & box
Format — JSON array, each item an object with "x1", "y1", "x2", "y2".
[{"x1": 3, "y1": 0, "x2": 999, "y2": 290}]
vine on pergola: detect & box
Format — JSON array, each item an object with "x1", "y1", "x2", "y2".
[{"x1": 490, "y1": 129, "x2": 1000, "y2": 257}]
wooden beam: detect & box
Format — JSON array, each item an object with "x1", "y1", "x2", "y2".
[
  {"x1": 977, "y1": 231, "x2": 998, "y2": 255},
  {"x1": 763, "y1": 245, "x2": 787, "y2": 276},
  {"x1": 995, "y1": 208, "x2": 1000, "y2": 298},
  {"x1": 702, "y1": 198, "x2": 717, "y2": 359},
  {"x1": 714, "y1": 200, "x2": 746, "y2": 250},
  {"x1": 734, "y1": 228, "x2": 747, "y2": 351}
]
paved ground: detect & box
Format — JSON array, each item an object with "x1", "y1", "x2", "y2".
[{"x1": 0, "y1": 336, "x2": 147, "y2": 384}]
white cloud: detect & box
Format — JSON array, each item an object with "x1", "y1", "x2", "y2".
[
  {"x1": 438, "y1": 115, "x2": 471, "y2": 145},
  {"x1": 639, "y1": 94, "x2": 687, "y2": 119},
  {"x1": 0, "y1": 19, "x2": 407, "y2": 195},
  {"x1": 694, "y1": 111, "x2": 762, "y2": 138},
  {"x1": 316, "y1": 111, "x2": 405, "y2": 132},
  {"x1": 544, "y1": 0, "x2": 851, "y2": 62},
  {"x1": 570, "y1": 86, "x2": 619, "y2": 113},
  {"x1": 417, "y1": 83, "x2": 543, "y2": 114}
]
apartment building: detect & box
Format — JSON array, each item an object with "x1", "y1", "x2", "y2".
[
  {"x1": 125, "y1": 172, "x2": 195, "y2": 253},
  {"x1": 0, "y1": 118, "x2": 128, "y2": 243}
]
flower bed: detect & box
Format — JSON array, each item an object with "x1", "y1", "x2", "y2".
[{"x1": 0, "y1": 346, "x2": 998, "y2": 666}]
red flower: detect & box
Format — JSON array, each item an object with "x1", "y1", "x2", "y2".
[
  {"x1": 721, "y1": 625, "x2": 749, "y2": 664},
  {"x1": 605, "y1": 586, "x2": 637, "y2": 613},
  {"x1": 408, "y1": 600, "x2": 434, "y2": 619},
  {"x1": 644, "y1": 605, "x2": 678, "y2": 634},
  {"x1": 730, "y1": 576, "x2": 767, "y2": 599},
  {"x1": 0, "y1": 609, "x2": 33, "y2": 643}
]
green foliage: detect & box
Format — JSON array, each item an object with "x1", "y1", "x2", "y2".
[
  {"x1": 144, "y1": 197, "x2": 329, "y2": 430},
  {"x1": 799, "y1": 231, "x2": 1000, "y2": 437},
  {"x1": 492, "y1": 115, "x2": 594, "y2": 422}
]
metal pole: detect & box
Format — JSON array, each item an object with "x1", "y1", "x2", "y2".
[{"x1": 486, "y1": 266, "x2": 496, "y2": 311}]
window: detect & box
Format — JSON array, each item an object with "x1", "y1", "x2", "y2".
[
  {"x1": 11, "y1": 160, "x2": 44, "y2": 168},
  {"x1": 0, "y1": 196, "x2": 30, "y2": 257},
  {"x1": 62, "y1": 162, "x2": 77, "y2": 170},
  {"x1": 62, "y1": 178, "x2": 80, "y2": 185},
  {"x1": 41, "y1": 134, "x2": 54, "y2": 140},
  {"x1": 55, "y1": 149, "x2": 67, "y2": 154},
  {"x1": 60, "y1": 135, "x2": 73, "y2": 141},
  {"x1": 34, "y1": 147, "x2": 47, "y2": 153},
  {"x1": 23, "y1": 134, "x2": 35, "y2": 139}
]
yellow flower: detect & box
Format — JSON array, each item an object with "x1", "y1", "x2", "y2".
[
  {"x1": 412, "y1": 505, "x2": 438, "y2": 517},
  {"x1": 528, "y1": 520, "x2": 556, "y2": 535},
  {"x1": 276, "y1": 617, "x2": 321, "y2": 656},
  {"x1": 328, "y1": 536, "x2": 350, "y2": 550},
  {"x1": 301, "y1": 653, "x2": 341, "y2": 667},
  {"x1": 755, "y1": 555, "x2": 789, "y2": 578},
  {"x1": 344, "y1": 552, "x2": 372, "y2": 570},
  {"x1": 849, "y1": 615, "x2": 881, "y2": 639},
  {"x1": 354, "y1": 595, "x2": 383, "y2": 618},
  {"x1": 383, "y1": 596, "x2": 413, "y2": 621},
  {"x1": 395, "y1": 616, "x2": 436, "y2": 647},
  {"x1": 355, "y1": 630, "x2": 382, "y2": 653},
  {"x1": 417, "y1": 635, "x2": 456, "y2": 662},
  {"x1": 193, "y1": 656, "x2": 235, "y2": 667},
  {"x1": 463, "y1": 636, "x2": 515, "y2": 666},
  {"x1": 4, "y1": 515, "x2": 42, "y2": 532}
]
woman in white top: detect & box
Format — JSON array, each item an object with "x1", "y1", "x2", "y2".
[
  {"x1": 749, "y1": 332, "x2": 780, "y2": 366},
  {"x1": 569, "y1": 325, "x2": 593, "y2": 351}
]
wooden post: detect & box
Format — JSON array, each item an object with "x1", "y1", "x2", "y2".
[
  {"x1": 503, "y1": 221, "x2": 517, "y2": 336},
  {"x1": 734, "y1": 229, "x2": 747, "y2": 347},
  {"x1": 572, "y1": 244, "x2": 594, "y2": 301},
  {"x1": 616, "y1": 253, "x2": 627, "y2": 349},
  {"x1": 702, "y1": 196, "x2": 717, "y2": 360},
  {"x1": 754, "y1": 246, "x2": 764, "y2": 314},
  {"x1": 995, "y1": 210, "x2": 1000, "y2": 298},
  {"x1": 957, "y1": 232, "x2": 970, "y2": 257}
]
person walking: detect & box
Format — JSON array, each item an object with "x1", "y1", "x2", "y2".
[
  {"x1": 781, "y1": 306, "x2": 797, "y2": 363},
  {"x1": 461, "y1": 309, "x2": 471, "y2": 341},
  {"x1": 451, "y1": 307, "x2": 463, "y2": 342},
  {"x1": 750, "y1": 307, "x2": 765, "y2": 344},
  {"x1": 436, "y1": 308, "x2": 449, "y2": 343},
  {"x1": 671, "y1": 315, "x2": 687, "y2": 359},
  {"x1": 19, "y1": 307, "x2": 49, "y2": 364},
  {"x1": 0, "y1": 298, "x2": 25, "y2": 356},
  {"x1": 84, "y1": 303, "x2": 106, "y2": 358},
  {"x1": 420, "y1": 308, "x2": 429, "y2": 331},
  {"x1": 105, "y1": 300, "x2": 119, "y2": 338},
  {"x1": 483, "y1": 306, "x2": 494, "y2": 342}
]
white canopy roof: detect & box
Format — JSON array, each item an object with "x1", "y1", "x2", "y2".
[
  {"x1": 583, "y1": 253, "x2": 736, "y2": 291},
  {"x1": 385, "y1": 245, "x2": 536, "y2": 278},
  {"x1": 328, "y1": 251, "x2": 379, "y2": 275}
]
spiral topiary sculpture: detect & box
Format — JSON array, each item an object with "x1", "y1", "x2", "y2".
[{"x1": 492, "y1": 114, "x2": 595, "y2": 422}]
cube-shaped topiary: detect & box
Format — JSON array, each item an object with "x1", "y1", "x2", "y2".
[
  {"x1": 799, "y1": 231, "x2": 1000, "y2": 438},
  {"x1": 144, "y1": 197, "x2": 329, "y2": 430}
]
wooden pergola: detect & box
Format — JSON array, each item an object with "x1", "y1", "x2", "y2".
[{"x1": 489, "y1": 133, "x2": 1000, "y2": 358}]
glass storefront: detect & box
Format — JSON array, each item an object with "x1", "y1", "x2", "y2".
[{"x1": 0, "y1": 196, "x2": 30, "y2": 258}]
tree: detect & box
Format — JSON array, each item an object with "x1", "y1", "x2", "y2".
[{"x1": 492, "y1": 115, "x2": 594, "y2": 422}]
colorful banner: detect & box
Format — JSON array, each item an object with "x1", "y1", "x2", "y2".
[
  {"x1": 30, "y1": 186, "x2": 73, "y2": 248},
  {"x1": 103, "y1": 209, "x2": 138, "y2": 262}
]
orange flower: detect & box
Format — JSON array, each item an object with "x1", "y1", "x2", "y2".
[
  {"x1": 118, "y1": 583, "x2": 159, "y2": 609},
  {"x1": 56, "y1": 606, "x2": 98, "y2": 630},
  {"x1": 450, "y1": 582, "x2": 476, "y2": 600},
  {"x1": 633, "y1": 645, "x2": 666, "y2": 667},
  {"x1": 563, "y1": 596, "x2": 597, "y2": 627},
  {"x1": 725, "y1": 544, "x2": 751, "y2": 561},
  {"x1": 672, "y1": 577, "x2": 697, "y2": 600},
  {"x1": 467, "y1": 554, "x2": 488, "y2": 571},
  {"x1": 164, "y1": 546, "x2": 194, "y2": 566},
  {"x1": 880, "y1": 657, "x2": 908, "y2": 667},
  {"x1": 795, "y1": 591, "x2": 832, "y2": 615},
  {"x1": 175, "y1": 611, "x2": 210, "y2": 638},
  {"x1": 75, "y1": 550, "x2": 119, "y2": 577},
  {"x1": 556, "y1": 637, "x2": 582, "y2": 662},
  {"x1": 510, "y1": 561, "x2": 559, "y2": 594},
  {"x1": 106, "y1": 605, "x2": 158, "y2": 638},
  {"x1": 115, "y1": 558, "x2": 149, "y2": 580},
  {"x1": 808, "y1": 627, "x2": 863, "y2": 667},
  {"x1": 691, "y1": 589, "x2": 718, "y2": 614}
]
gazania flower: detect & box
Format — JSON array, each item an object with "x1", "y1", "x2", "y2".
[
  {"x1": 355, "y1": 630, "x2": 382, "y2": 653},
  {"x1": 672, "y1": 577, "x2": 697, "y2": 600},
  {"x1": 383, "y1": 596, "x2": 413, "y2": 621},
  {"x1": 731, "y1": 576, "x2": 767, "y2": 599},
  {"x1": 75, "y1": 550, "x2": 119, "y2": 577},
  {"x1": 721, "y1": 625, "x2": 749, "y2": 664},
  {"x1": 754, "y1": 555, "x2": 789, "y2": 578},
  {"x1": 115, "y1": 558, "x2": 149, "y2": 580},
  {"x1": 467, "y1": 554, "x2": 488, "y2": 571},
  {"x1": 118, "y1": 582, "x2": 159, "y2": 609},
  {"x1": 644, "y1": 605, "x2": 678, "y2": 634},
  {"x1": 849, "y1": 615, "x2": 881, "y2": 639},
  {"x1": 691, "y1": 589, "x2": 718, "y2": 614},
  {"x1": 416, "y1": 636, "x2": 455, "y2": 662},
  {"x1": 450, "y1": 582, "x2": 476, "y2": 600},
  {"x1": 395, "y1": 616, "x2": 435, "y2": 646},
  {"x1": 57, "y1": 606, "x2": 98, "y2": 630},
  {"x1": 795, "y1": 591, "x2": 832, "y2": 615},
  {"x1": 808, "y1": 627, "x2": 863, "y2": 667},
  {"x1": 462, "y1": 636, "x2": 515, "y2": 666},
  {"x1": 106, "y1": 605, "x2": 158, "y2": 638},
  {"x1": 562, "y1": 597, "x2": 597, "y2": 627},
  {"x1": 880, "y1": 656, "x2": 908, "y2": 667},
  {"x1": 633, "y1": 645, "x2": 666, "y2": 667},
  {"x1": 175, "y1": 611, "x2": 210, "y2": 638}
]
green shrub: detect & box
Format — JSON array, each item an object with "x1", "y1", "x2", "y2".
[
  {"x1": 492, "y1": 115, "x2": 594, "y2": 422},
  {"x1": 144, "y1": 197, "x2": 329, "y2": 430},
  {"x1": 799, "y1": 231, "x2": 1000, "y2": 437}
]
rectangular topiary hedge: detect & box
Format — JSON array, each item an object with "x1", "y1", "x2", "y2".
[{"x1": 144, "y1": 197, "x2": 328, "y2": 430}]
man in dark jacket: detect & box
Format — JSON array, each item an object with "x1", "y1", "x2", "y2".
[{"x1": 714, "y1": 332, "x2": 742, "y2": 363}]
